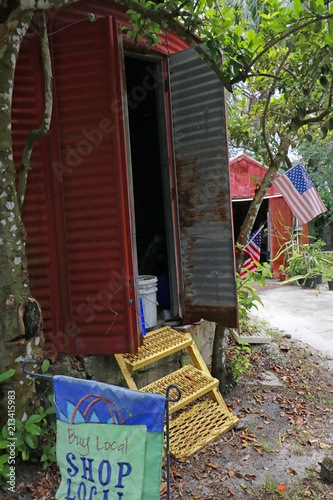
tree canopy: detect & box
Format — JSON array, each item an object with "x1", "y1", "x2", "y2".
[{"x1": 297, "y1": 136, "x2": 333, "y2": 231}]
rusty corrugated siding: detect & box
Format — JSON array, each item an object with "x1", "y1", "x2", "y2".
[{"x1": 169, "y1": 48, "x2": 238, "y2": 327}]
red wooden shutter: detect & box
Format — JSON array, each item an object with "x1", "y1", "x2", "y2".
[
  {"x1": 50, "y1": 16, "x2": 139, "y2": 355},
  {"x1": 12, "y1": 36, "x2": 63, "y2": 354}
]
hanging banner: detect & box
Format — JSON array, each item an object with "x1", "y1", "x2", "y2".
[{"x1": 53, "y1": 376, "x2": 166, "y2": 500}]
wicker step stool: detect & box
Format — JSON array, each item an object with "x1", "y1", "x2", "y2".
[{"x1": 115, "y1": 326, "x2": 238, "y2": 458}]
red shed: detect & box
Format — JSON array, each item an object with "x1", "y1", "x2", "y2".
[
  {"x1": 230, "y1": 154, "x2": 309, "y2": 278},
  {"x1": 12, "y1": 1, "x2": 238, "y2": 358}
]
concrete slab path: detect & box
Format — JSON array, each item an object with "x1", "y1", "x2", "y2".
[{"x1": 250, "y1": 279, "x2": 333, "y2": 357}]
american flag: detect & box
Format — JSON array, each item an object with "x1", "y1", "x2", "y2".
[
  {"x1": 239, "y1": 227, "x2": 262, "y2": 280},
  {"x1": 273, "y1": 164, "x2": 326, "y2": 224}
]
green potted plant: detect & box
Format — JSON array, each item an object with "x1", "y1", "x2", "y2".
[
  {"x1": 275, "y1": 238, "x2": 329, "y2": 288},
  {"x1": 322, "y1": 255, "x2": 333, "y2": 290},
  {"x1": 309, "y1": 239, "x2": 326, "y2": 285},
  {"x1": 278, "y1": 264, "x2": 290, "y2": 281},
  {"x1": 325, "y1": 270, "x2": 333, "y2": 290}
]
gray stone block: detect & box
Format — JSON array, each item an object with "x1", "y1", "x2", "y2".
[
  {"x1": 321, "y1": 456, "x2": 333, "y2": 482},
  {"x1": 176, "y1": 320, "x2": 215, "y2": 367}
]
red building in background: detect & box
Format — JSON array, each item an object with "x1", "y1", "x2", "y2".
[{"x1": 230, "y1": 154, "x2": 309, "y2": 278}]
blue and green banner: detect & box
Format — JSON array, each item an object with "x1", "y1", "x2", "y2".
[{"x1": 53, "y1": 376, "x2": 166, "y2": 500}]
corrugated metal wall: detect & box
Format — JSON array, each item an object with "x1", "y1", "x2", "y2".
[
  {"x1": 230, "y1": 154, "x2": 282, "y2": 198},
  {"x1": 12, "y1": 15, "x2": 139, "y2": 356},
  {"x1": 12, "y1": 38, "x2": 62, "y2": 353},
  {"x1": 169, "y1": 48, "x2": 238, "y2": 327},
  {"x1": 51, "y1": 17, "x2": 138, "y2": 355}
]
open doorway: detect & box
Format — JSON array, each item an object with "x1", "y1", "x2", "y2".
[
  {"x1": 124, "y1": 55, "x2": 172, "y2": 325},
  {"x1": 232, "y1": 199, "x2": 270, "y2": 263}
]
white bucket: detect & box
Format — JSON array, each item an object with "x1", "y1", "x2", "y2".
[{"x1": 139, "y1": 275, "x2": 158, "y2": 328}]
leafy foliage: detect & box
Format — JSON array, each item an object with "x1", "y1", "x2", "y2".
[
  {"x1": 0, "y1": 364, "x2": 56, "y2": 488},
  {"x1": 236, "y1": 261, "x2": 272, "y2": 320},
  {"x1": 297, "y1": 137, "x2": 333, "y2": 226},
  {"x1": 228, "y1": 262, "x2": 271, "y2": 384},
  {"x1": 274, "y1": 233, "x2": 331, "y2": 284},
  {"x1": 227, "y1": 339, "x2": 252, "y2": 384},
  {"x1": 0, "y1": 369, "x2": 15, "y2": 385},
  {"x1": 0, "y1": 395, "x2": 56, "y2": 488}
]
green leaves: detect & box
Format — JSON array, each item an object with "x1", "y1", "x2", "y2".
[
  {"x1": 88, "y1": 13, "x2": 98, "y2": 22},
  {"x1": 0, "y1": 454, "x2": 9, "y2": 472},
  {"x1": 25, "y1": 414, "x2": 43, "y2": 433},
  {"x1": 319, "y1": 75, "x2": 329, "y2": 87},
  {"x1": 321, "y1": 126, "x2": 328, "y2": 139},
  {"x1": 236, "y1": 262, "x2": 272, "y2": 321},
  {"x1": 24, "y1": 433, "x2": 38, "y2": 450},
  {"x1": 328, "y1": 19, "x2": 333, "y2": 41},
  {"x1": 0, "y1": 369, "x2": 15, "y2": 384},
  {"x1": 41, "y1": 359, "x2": 49, "y2": 374},
  {"x1": 313, "y1": 20, "x2": 322, "y2": 34},
  {"x1": 0, "y1": 395, "x2": 57, "y2": 480},
  {"x1": 293, "y1": 0, "x2": 302, "y2": 15},
  {"x1": 40, "y1": 443, "x2": 56, "y2": 469},
  {"x1": 227, "y1": 338, "x2": 252, "y2": 384}
]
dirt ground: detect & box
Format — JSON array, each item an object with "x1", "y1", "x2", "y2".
[
  {"x1": 2, "y1": 323, "x2": 333, "y2": 500},
  {"x1": 163, "y1": 326, "x2": 333, "y2": 499}
]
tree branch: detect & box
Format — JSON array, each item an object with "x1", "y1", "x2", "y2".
[
  {"x1": 247, "y1": 72, "x2": 282, "y2": 80},
  {"x1": 262, "y1": 41, "x2": 296, "y2": 163},
  {"x1": 285, "y1": 155, "x2": 292, "y2": 169},
  {"x1": 170, "y1": 0, "x2": 192, "y2": 17},
  {"x1": 111, "y1": 0, "x2": 233, "y2": 89},
  {"x1": 235, "y1": 130, "x2": 294, "y2": 270},
  {"x1": 298, "y1": 107, "x2": 332, "y2": 127},
  {"x1": 248, "y1": 12, "x2": 333, "y2": 73},
  {"x1": 17, "y1": 11, "x2": 52, "y2": 214},
  {"x1": 297, "y1": 78, "x2": 333, "y2": 127}
]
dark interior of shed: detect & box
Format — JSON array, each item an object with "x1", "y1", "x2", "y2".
[
  {"x1": 232, "y1": 198, "x2": 270, "y2": 263},
  {"x1": 125, "y1": 55, "x2": 171, "y2": 309}
]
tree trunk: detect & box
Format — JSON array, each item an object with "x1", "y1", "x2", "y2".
[
  {"x1": 211, "y1": 323, "x2": 229, "y2": 393},
  {"x1": 0, "y1": 9, "x2": 43, "y2": 424}
]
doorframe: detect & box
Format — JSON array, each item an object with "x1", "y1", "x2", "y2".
[{"x1": 121, "y1": 49, "x2": 181, "y2": 320}]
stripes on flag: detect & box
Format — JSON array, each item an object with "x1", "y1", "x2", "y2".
[
  {"x1": 239, "y1": 226, "x2": 262, "y2": 280},
  {"x1": 273, "y1": 164, "x2": 326, "y2": 225},
  {"x1": 239, "y1": 258, "x2": 259, "y2": 280}
]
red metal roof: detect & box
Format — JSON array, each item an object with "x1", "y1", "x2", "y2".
[{"x1": 229, "y1": 153, "x2": 282, "y2": 199}]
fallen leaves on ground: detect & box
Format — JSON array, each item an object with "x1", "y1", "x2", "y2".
[
  {"x1": 8, "y1": 330, "x2": 333, "y2": 500},
  {"x1": 205, "y1": 462, "x2": 220, "y2": 471}
]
